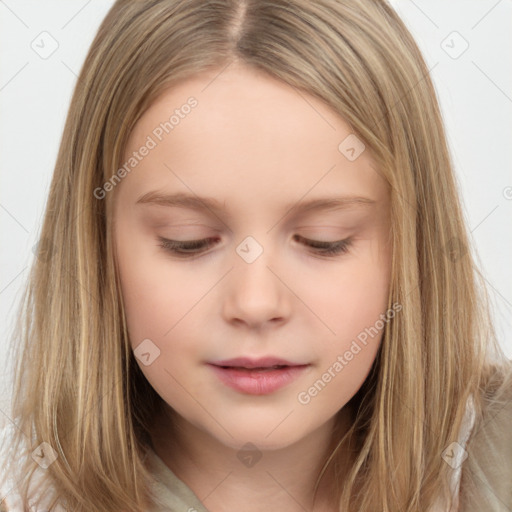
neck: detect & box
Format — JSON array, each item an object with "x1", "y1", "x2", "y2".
[{"x1": 149, "y1": 405, "x2": 355, "y2": 512}]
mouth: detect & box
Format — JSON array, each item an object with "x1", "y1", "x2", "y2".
[
  {"x1": 208, "y1": 356, "x2": 306, "y2": 369},
  {"x1": 217, "y1": 364, "x2": 290, "y2": 371},
  {"x1": 207, "y1": 360, "x2": 311, "y2": 395}
]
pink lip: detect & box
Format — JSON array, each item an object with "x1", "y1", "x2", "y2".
[
  {"x1": 209, "y1": 356, "x2": 304, "y2": 369},
  {"x1": 207, "y1": 362, "x2": 310, "y2": 395}
]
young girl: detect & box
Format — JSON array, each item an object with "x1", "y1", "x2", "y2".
[{"x1": 1, "y1": 0, "x2": 511, "y2": 511}]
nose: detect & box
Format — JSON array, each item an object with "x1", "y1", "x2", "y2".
[{"x1": 221, "y1": 243, "x2": 291, "y2": 330}]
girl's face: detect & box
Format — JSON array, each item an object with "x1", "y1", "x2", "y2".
[{"x1": 113, "y1": 63, "x2": 392, "y2": 451}]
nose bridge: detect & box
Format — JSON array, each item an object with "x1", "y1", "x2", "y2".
[
  {"x1": 222, "y1": 233, "x2": 289, "y2": 325},
  {"x1": 233, "y1": 234, "x2": 278, "y2": 291}
]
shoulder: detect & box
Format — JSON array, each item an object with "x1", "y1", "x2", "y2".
[
  {"x1": 0, "y1": 421, "x2": 23, "y2": 512},
  {"x1": 459, "y1": 360, "x2": 512, "y2": 511},
  {"x1": 0, "y1": 421, "x2": 65, "y2": 512}
]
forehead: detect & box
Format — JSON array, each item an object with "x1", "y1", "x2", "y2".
[{"x1": 119, "y1": 63, "x2": 388, "y2": 211}]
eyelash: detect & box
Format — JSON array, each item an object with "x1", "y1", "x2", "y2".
[{"x1": 157, "y1": 234, "x2": 352, "y2": 258}]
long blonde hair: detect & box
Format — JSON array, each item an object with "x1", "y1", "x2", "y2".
[{"x1": 3, "y1": 0, "x2": 511, "y2": 510}]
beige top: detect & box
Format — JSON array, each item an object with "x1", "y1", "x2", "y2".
[
  {"x1": 457, "y1": 378, "x2": 512, "y2": 511},
  {"x1": 1, "y1": 386, "x2": 511, "y2": 511},
  {"x1": 144, "y1": 448, "x2": 210, "y2": 512}
]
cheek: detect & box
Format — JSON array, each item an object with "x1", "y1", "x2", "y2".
[
  {"x1": 115, "y1": 235, "x2": 208, "y2": 401},
  {"x1": 297, "y1": 252, "x2": 390, "y2": 402},
  {"x1": 298, "y1": 248, "x2": 391, "y2": 340},
  {"x1": 115, "y1": 225, "x2": 198, "y2": 349}
]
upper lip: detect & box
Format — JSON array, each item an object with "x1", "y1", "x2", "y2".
[{"x1": 208, "y1": 357, "x2": 308, "y2": 369}]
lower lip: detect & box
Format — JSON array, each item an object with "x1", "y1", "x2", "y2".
[{"x1": 207, "y1": 364, "x2": 310, "y2": 395}]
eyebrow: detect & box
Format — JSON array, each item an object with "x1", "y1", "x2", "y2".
[{"x1": 135, "y1": 191, "x2": 376, "y2": 215}]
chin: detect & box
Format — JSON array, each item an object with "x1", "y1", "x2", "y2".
[{"x1": 208, "y1": 421, "x2": 311, "y2": 452}]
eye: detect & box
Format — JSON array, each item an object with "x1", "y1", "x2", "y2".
[
  {"x1": 157, "y1": 236, "x2": 219, "y2": 257},
  {"x1": 157, "y1": 235, "x2": 352, "y2": 258},
  {"x1": 292, "y1": 234, "x2": 352, "y2": 256}
]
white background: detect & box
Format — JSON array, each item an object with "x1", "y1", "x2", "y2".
[{"x1": 1, "y1": 1, "x2": 511, "y2": 423}]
